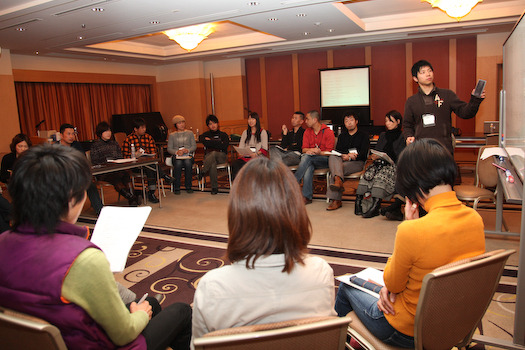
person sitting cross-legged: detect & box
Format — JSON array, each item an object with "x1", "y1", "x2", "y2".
[
  {"x1": 326, "y1": 111, "x2": 369, "y2": 211},
  {"x1": 294, "y1": 110, "x2": 335, "y2": 205},
  {"x1": 199, "y1": 114, "x2": 229, "y2": 195},
  {"x1": 335, "y1": 139, "x2": 485, "y2": 348}
]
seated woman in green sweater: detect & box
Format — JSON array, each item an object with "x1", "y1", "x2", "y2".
[{"x1": 0, "y1": 144, "x2": 191, "y2": 350}]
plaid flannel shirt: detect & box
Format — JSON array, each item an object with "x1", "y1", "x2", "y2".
[{"x1": 122, "y1": 133, "x2": 156, "y2": 158}]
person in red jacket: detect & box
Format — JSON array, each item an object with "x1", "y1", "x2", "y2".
[{"x1": 294, "y1": 110, "x2": 335, "y2": 204}]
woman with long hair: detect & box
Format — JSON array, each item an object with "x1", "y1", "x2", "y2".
[
  {"x1": 335, "y1": 139, "x2": 485, "y2": 348},
  {"x1": 192, "y1": 157, "x2": 335, "y2": 341},
  {"x1": 231, "y1": 112, "x2": 269, "y2": 178},
  {"x1": 355, "y1": 110, "x2": 405, "y2": 218}
]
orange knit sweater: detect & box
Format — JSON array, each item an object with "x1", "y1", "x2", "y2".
[{"x1": 383, "y1": 191, "x2": 485, "y2": 336}]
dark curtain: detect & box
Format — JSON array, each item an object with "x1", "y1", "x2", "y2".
[{"x1": 15, "y1": 82, "x2": 152, "y2": 141}]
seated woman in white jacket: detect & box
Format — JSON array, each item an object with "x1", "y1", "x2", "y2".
[{"x1": 192, "y1": 156, "x2": 336, "y2": 341}]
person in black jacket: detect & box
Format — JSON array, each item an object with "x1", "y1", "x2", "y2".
[
  {"x1": 270, "y1": 111, "x2": 305, "y2": 166},
  {"x1": 0, "y1": 133, "x2": 31, "y2": 184},
  {"x1": 199, "y1": 115, "x2": 230, "y2": 195}
]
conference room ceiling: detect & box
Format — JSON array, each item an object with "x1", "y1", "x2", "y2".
[{"x1": 0, "y1": 0, "x2": 523, "y2": 64}]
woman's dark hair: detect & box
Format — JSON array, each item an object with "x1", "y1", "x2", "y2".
[
  {"x1": 95, "y1": 121, "x2": 111, "y2": 138},
  {"x1": 245, "y1": 112, "x2": 262, "y2": 143},
  {"x1": 411, "y1": 60, "x2": 434, "y2": 77},
  {"x1": 396, "y1": 138, "x2": 456, "y2": 205},
  {"x1": 385, "y1": 110, "x2": 402, "y2": 124},
  {"x1": 206, "y1": 114, "x2": 219, "y2": 125},
  {"x1": 8, "y1": 144, "x2": 92, "y2": 234},
  {"x1": 10, "y1": 133, "x2": 32, "y2": 153},
  {"x1": 227, "y1": 157, "x2": 311, "y2": 273}
]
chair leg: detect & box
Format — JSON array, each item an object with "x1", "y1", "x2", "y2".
[
  {"x1": 99, "y1": 186, "x2": 105, "y2": 206},
  {"x1": 227, "y1": 166, "x2": 232, "y2": 189}
]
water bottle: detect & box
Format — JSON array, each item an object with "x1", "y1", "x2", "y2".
[
  {"x1": 131, "y1": 143, "x2": 136, "y2": 159},
  {"x1": 196, "y1": 128, "x2": 199, "y2": 140}
]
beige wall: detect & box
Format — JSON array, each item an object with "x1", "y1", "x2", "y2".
[
  {"x1": 476, "y1": 32, "x2": 507, "y2": 132},
  {"x1": 0, "y1": 50, "x2": 22, "y2": 153}
]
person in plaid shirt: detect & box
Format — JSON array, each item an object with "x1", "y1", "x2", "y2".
[{"x1": 122, "y1": 118, "x2": 173, "y2": 203}]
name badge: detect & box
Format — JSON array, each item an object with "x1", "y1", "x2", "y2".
[{"x1": 422, "y1": 114, "x2": 435, "y2": 127}]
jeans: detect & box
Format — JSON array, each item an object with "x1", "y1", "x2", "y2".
[
  {"x1": 173, "y1": 156, "x2": 194, "y2": 190},
  {"x1": 335, "y1": 283, "x2": 414, "y2": 348},
  {"x1": 294, "y1": 154, "x2": 329, "y2": 200}
]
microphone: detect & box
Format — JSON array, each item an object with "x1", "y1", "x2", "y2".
[{"x1": 35, "y1": 119, "x2": 45, "y2": 128}]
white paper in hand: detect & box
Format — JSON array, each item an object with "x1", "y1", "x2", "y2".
[{"x1": 90, "y1": 206, "x2": 152, "y2": 272}]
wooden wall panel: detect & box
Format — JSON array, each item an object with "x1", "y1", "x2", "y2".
[
  {"x1": 245, "y1": 58, "x2": 262, "y2": 121},
  {"x1": 298, "y1": 51, "x2": 327, "y2": 115},
  {"x1": 411, "y1": 40, "x2": 450, "y2": 94},
  {"x1": 455, "y1": 37, "x2": 477, "y2": 134},
  {"x1": 156, "y1": 78, "x2": 206, "y2": 132},
  {"x1": 370, "y1": 44, "x2": 406, "y2": 125},
  {"x1": 0, "y1": 74, "x2": 21, "y2": 153},
  {"x1": 265, "y1": 55, "x2": 294, "y2": 138},
  {"x1": 333, "y1": 47, "x2": 366, "y2": 68}
]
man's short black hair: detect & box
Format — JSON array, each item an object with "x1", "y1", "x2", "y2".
[
  {"x1": 411, "y1": 60, "x2": 434, "y2": 77},
  {"x1": 343, "y1": 110, "x2": 359, "y2": 123},
  {"x1": 294, "y1": 111, "x2": 305, "y2": 119},
  {"x1": 206, "y1": 114, "x2": 219, "y2": 125},
  {"x1": 59, "y1": 123, "x2": 75, "y2": 134},
  {"x1": 95, "y1": 121, "x2": 111, "y2": 138},
  {"x1": 133, "y1": 118, "x2": 146, "y2": 130},
  {"x1": 395, "y1": 138, "x2": 456, "y2": 205},
  {"x1": 9, "y1": 144, "x2": 92, "y2": 234}
]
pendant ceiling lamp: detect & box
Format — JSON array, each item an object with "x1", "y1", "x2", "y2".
[
  {"x1": 164, "y1": 23, "x2": 215, "y2": 51},
  {"x1": 422, "y1": 0, "x2": 482, "y2": 20}
]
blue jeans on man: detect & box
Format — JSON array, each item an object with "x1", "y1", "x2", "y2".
[
  {"x1": 294, "y1": 154, "x2": 329, "y2": 200},
  {"x1": 335, "y1": 283, "x2": 414, "y2": 348}
]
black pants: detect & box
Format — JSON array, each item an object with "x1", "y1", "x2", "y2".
[{"x1": 127, "y1": 298, "x2": 192, "y2": 350}]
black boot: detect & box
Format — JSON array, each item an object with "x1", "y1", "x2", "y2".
[
  {"x1": 363, "y1": 197, "x2": 382, "y2": 218},
  {"x1": 148, "y1": 190, "x2": 160, "y2": 204},
  {"x1": 119, "y1": 188, "x2": 140, "y2": 206},
  {"x1": 354, "y1": 195, "x2": 364, "y2": 216}
]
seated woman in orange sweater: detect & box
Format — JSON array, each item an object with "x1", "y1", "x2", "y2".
[{"x1": 335, "y1": 138, "x2": 485, "y2": 347}]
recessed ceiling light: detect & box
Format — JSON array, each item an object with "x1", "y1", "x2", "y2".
[
  {"x1": 78, "y1": 36, "x2": 84, "y2": 40},
  {"x1": 16, "y1": 27, "x2": 26, "y2": 31},
  {"x1": 328, "y1": 29, "x2": 335, "y2": 33},
  {"x1": 314, "y1": 22, "x2": 321, "y2": 26},
  {"x1": 303, "y1": 32, "x2": 310, "y2": 36},
  {"x1": 35, "y1": 51, "x2": 39, "y2": 55},
  {"x1": 150, "y1": 20, "x2": 160, "y2": 24},
  {"x1": 248, "y1": 1, "x2": 259, "y2": 5},
  {"x1": 91, "y1": 7, "x2": 104, "y2": 12},
  {"x1": 268, "y1": 17, "x2": 278, "y2": 21},
  {"x1": 297, "y1": 13, "x2": 307, "y2": 17}
]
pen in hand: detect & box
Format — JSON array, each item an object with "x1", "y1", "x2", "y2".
[{"x1": 137, "y1": 293, "x2": 148, "y2": 304}]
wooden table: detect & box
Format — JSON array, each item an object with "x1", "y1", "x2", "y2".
[{"x1": 91, "y1": 157, "x2": 162, "y2": 208}]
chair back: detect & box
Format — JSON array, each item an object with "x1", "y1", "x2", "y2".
[
  {"x1": 0, "y1": 307, "x2": 67, "y2": 350},
  {"x1": 114, "y1": 132, "x2": 127, "y2": 147},
  {"x1": 476, "y1": 145, "x2": 498, "y2": 189},
  {"x1": 194, "y1": 315, "x2": 351, "y2": 350},
  {"x1": 414, "y1": 249, "x2": 514, "y2": 350}
]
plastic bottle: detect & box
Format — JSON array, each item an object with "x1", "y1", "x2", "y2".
[
  {"x1": 131, "y1": 143, "x2": 136, "y2": 159},
  {"x1": 196, "y1": 128, "x2": 199, "y2": 140}
]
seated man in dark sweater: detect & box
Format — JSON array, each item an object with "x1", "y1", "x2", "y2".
[
  {"x1": 59, "y1": 123, "x2": 103, "y2": 215},
  {"x1": 199, "y1": 115, "x2": 230, "y2": 195},
  {"x1": 270, "y1": 111, "x2": 305, "y2": 166},
  {"x1": 326, "y1": 112, "x2": 369, "y2": 211}
]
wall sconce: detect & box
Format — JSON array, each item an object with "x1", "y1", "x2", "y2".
[
  {"x1": 163, "y1": 23, "x2": 215, "y2": 51},
  {"x1": 422, "y1": 0, "x2": 482, "y2": 20}
]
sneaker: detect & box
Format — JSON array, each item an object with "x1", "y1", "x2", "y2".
[
  {"x1": 211, "y1": 188, "x2": 218, "y2": 195},
  {"x1": 148, "y1": 191, "x2": 160, "y2": 203}
]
